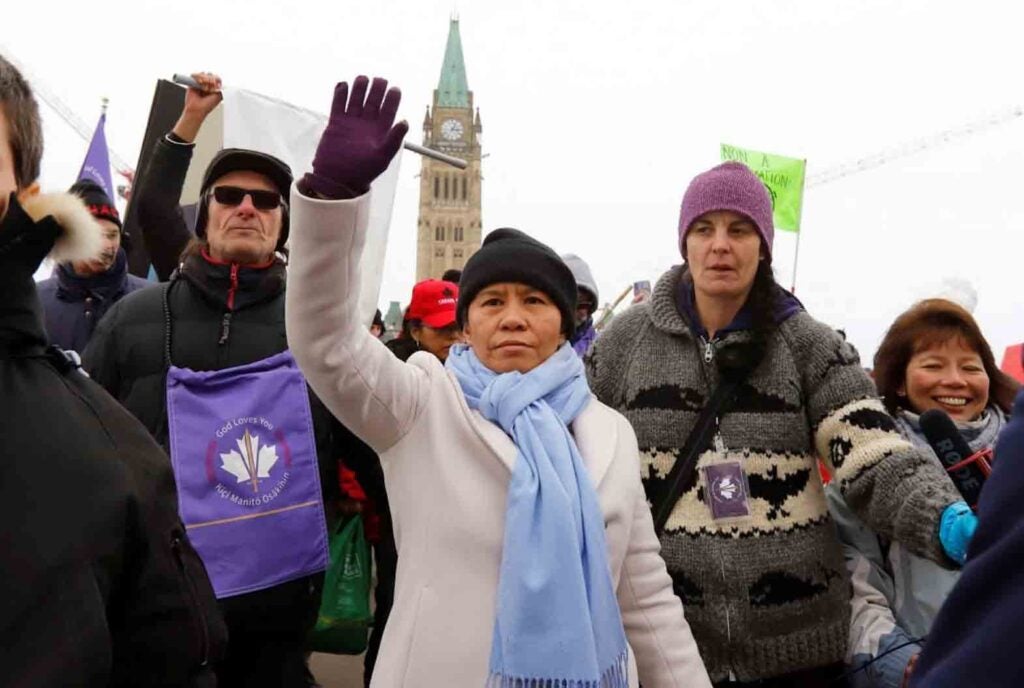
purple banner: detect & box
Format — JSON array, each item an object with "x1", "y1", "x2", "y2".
[{"x1": 166, "y1": 350, "x2": 328, "y2": 598}]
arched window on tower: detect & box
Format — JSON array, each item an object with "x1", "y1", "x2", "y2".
[
  {"x1": 435, "y1": 225, "x2": 444, "y2": 242},
  {"x1": 434, "y1": 176, "x2": 439, "y2": 199},
  {"x1": 444, "y1": 176, "x2": 449, "y2": 199},
  {"x1": 462, "y1": 177, "x2": 467, "y2": 200},
  {"x1": 454, "y1": 226, "x2": 464, "y2": 242}
]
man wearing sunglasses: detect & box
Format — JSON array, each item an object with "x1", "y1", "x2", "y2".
[{"x1": 82, "y1": 71, "x2": 372, "y2": 688}]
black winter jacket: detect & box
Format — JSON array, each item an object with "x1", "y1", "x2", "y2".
[{"x1": 0, "y1": 196, "x2": 226, "y2": 687}]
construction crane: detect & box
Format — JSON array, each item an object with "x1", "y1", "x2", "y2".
[
  {"x1": 0, "y1": 43, "x2": 134, "y2": 174},
  {"x1": 807, "y1": 105, "x2": 1023, "y2": 188}
]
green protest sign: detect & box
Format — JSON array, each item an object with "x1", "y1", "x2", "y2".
[{"x1": 720, "y1": 144, "x2": 806, "y2": 233}]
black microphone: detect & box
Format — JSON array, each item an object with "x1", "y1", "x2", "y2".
[{"x1": 919, "y1": 409, "x2": 988, "y2": 507}]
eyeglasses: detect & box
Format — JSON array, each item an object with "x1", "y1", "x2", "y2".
[{"x1": 210, "y1": 186, "x2": 285, "y2": 211}]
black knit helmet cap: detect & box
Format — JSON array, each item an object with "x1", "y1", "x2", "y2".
[
  {"x1": 456, "y1": 227, "x2": 577, "y2": 340},
  {"x1": 194, "y1": 148, "x2": 293, "y2": 250}
]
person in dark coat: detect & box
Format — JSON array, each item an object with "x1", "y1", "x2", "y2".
[
  {"x1": 908, "y1": 386, "x2": 1024, "y2": 688},
  {"x1": 82, "y1": 71, "x2": 371, "y2": 688},
  {"x1": 0, "y1": 54, "x2": 225, "y2": 687},
  {"x1": 36, "y1": 179, "x2": 149, "y2": 353}
]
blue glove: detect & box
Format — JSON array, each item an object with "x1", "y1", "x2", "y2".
[{"x1": 939, "y1": 501, "x2": 977, "y2": 565}]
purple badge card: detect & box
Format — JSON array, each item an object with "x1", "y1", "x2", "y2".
[{"x1": 703, "y1": 462, "x2": 751, "y2": 520}]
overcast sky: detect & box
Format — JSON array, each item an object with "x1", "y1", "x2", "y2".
[{"x1": 5, "y1": 0, "x2": 1023, "y2": 362}]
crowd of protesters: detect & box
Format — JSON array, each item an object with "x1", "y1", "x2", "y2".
[{"x1": 2, "y1": 56, "x2": 1023, "y2": 688}]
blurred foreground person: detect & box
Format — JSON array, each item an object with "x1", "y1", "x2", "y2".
[
  {"x1": 909, "y1": 386, "x2": 1024, "y2": 688},
  {"x1": 0, "y1": 55, "x2": 225, "y2": 687},
  {"x1": 828, "y1": 298, "x2": 1017, "y2": 687},
  {"x1": 36, "y1": 179, "x2": 148, "y2": 353},
  {"x1": 286, "y1": 75, "x2": 712, "y2": 687},
  {"x1": 588, "y1": 161, "x2": 970, "y2": 687}
]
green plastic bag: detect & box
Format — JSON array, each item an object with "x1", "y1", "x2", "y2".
[{"x1": 307, "y1": 513, "x2": 372, "y2": 654}]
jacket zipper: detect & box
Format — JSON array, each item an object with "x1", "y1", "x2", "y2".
[
  {"x1": 701, "y1": 334, "x2": 735, "y2": 678},
  {"x1": 701, "y1": 335, "x2": 714, "y2": 363},
  {"x1": 226, "y1": 264, "x2": 239, "y2": 310},
  {"x1": 171, "y1": 533, "x2": 210, "y2": 667},
  {"x1": 219, "y1": 264, "x2": 239, "y2": 346}
]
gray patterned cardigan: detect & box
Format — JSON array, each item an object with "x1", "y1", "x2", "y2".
[{"x1": 586, "y1": 265, "x2": 960, "y2": 683}]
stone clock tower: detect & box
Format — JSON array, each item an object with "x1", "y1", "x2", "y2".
[{"x1": 416, "y1": 18, "x2": 483, "y2": 281}]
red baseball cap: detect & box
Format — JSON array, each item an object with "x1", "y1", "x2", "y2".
[{"x1": 406, "y1": 279, "x2": 459, "y2": 329}]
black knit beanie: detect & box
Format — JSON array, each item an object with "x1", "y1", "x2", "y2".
[
  {"x1": 456, "y1": 227, "x2": 577, "y2": 338},
  {"x1": 68, "y1": 179, "x2": 121, "y2": 230}
]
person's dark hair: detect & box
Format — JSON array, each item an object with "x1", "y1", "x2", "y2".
[
  {"x1": 0, "y1": 56, "x2": 43, "y2": 188},
  {"x1": 441, "y1": 268, "x2": 462, "y2": 284},
  {"x1": 746, "y1": 260, "x2": 785, "y2": 340},
  {"x1": 873, "y1": 299, "x2": 1019, "y2": 415}
]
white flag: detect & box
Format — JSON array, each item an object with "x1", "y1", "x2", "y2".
[{"x1": 221, "y1": 88, "x2": 401, "y2": 327}]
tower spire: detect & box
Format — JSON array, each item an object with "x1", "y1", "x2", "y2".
[{"x1": 436, "y1": 18, "x2": 469, "y2": 108}]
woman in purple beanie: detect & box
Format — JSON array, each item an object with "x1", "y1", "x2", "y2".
[{"x1": 587, "y1": 161, "x2": 973, "y2": 687}]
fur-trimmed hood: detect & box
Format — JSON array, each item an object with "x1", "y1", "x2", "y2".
[{"x1": 19, "y1": 191, "x2": 104, "y2": 264}]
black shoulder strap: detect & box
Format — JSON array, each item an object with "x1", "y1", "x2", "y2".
[
  {"x1": 161, "y1": 281, "x2": 175, "y2": 368},
  {"x1": 651, "y1": 377, "x2": 742, "y2": 537}
]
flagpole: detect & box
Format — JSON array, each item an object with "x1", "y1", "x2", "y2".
[
  {"x1": 790, "y1": 158, "x2": 808, "y2": 294},
  {"x1": 101, "y1": 97, "x2": 108, "y2": 115}
]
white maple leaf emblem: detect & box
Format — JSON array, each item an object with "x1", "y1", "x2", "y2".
[
  {"x1": 718, "y1": 477, "x2": 738, "y2": 500},
  {"x1": 220, "y1": 428, "x2": 279, "y2": 493}
]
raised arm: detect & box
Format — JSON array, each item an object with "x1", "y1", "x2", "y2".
[
  {"x1": 286, "y1": 75, "x2": 419, "y2": 454},
  {"x1": 134, "y1": 72, "x2": 222, "y2": 279}
]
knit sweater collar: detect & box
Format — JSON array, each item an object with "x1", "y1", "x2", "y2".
[
  {"x1": 650, "y1": 264, "x2": 803, "y2": 340},
  {"x1": 649, "y1": 265, "x2": 693, "y2": 337}
]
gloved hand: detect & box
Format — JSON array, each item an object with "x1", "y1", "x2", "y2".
[
  {"x1": 939, "y1": 501, "x2": 978, "y2": 565},
  {"x1": 301, "y1": 75, "x2": 409, "y2": 199}
]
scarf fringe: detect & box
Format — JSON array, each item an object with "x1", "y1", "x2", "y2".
[{"x1": 486, "y1": 650, "x2": 630, "y2": 688}]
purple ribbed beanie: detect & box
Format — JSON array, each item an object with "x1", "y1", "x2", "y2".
[{"x1": 677, "y1": 161, "x2": 774, "y2": 259}]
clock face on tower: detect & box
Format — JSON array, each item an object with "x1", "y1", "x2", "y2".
[{"x1": 440, "y1": 118, "x2": 464, "y2": 141}]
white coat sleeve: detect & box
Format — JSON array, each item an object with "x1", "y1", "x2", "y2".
[
  {"x1": 285, "y1": 187, "x2": 429, "y2": 453},
  {"x1": 617, "y1": 424, "x2": 713, "y2": 687}
]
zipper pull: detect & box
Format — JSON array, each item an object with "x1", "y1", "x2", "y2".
[
  {"x1": 218, "y1": 312, "x2": 232, "y2": 345},
  {"x1": 704, "y1": 338, "x2": 714, "y2": 363},
  {"x1": 714, "y1": 416, "x2": 726, "y2": 453}
]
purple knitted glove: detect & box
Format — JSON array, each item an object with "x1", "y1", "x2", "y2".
[{"x1": 300, "y1": 75, "x2": 409, "y2": 199}]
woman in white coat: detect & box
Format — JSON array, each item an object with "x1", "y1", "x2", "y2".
[{"x1": 285, "y1": 75, "x2": 711, "y2": 688}]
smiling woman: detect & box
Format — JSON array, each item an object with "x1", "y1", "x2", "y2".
[
  {"x1": 873, "y1": 298, "x2": 1019, "y2": 422},
  {"x1": 825, "y1": 300, "x2": 1020, "y2": 688}
]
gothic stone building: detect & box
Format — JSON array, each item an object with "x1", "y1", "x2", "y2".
[{"x1": 416, "y1": 19, "x2": 483, "y2": 281}]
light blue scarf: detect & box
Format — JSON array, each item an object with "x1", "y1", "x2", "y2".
[{"x1": 446, "y1": 343, "x2": 628, "y2": 688}]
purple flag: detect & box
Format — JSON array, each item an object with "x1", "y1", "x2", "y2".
[
  {"x1": 166, "y1": 350, "x2": 329, "y2": 598},
  {"x1": 78, "y1": 113, "x2": 115, "y2": 199}
]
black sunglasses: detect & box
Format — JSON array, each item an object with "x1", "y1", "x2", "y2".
[{"x1": 210, "y1": 186, "x2": 285, "y2": 211}]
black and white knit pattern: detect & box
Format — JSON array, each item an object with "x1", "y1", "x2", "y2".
[{"x1": 587, "y1": 265, "x2": 960, "y2": 682}]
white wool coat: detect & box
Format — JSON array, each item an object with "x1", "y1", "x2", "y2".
[{"x1": 285, "y1": 189, "x2": 711, "y2": 688}]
